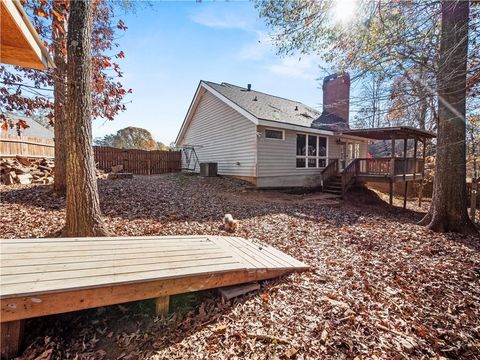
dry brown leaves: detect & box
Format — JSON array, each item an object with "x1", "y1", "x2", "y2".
[{"x1": 1, "y1": 173, "x2": 479, "y2": 359}]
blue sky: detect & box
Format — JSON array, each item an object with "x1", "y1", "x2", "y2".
[{"x1": 93, "y1": 1, "x2": 331, "y2": 145}]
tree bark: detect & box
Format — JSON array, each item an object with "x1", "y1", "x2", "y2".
[
  {"x1": 421, "y1": 0, "x2": 477, "y2": 234},
  {"x1": 52, "y1": 0, "x2": 68, "y2": 194},
  {"x1": 62, "y1": 0, "x2": 109, "y2": 237}
]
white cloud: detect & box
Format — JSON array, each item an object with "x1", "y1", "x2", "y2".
[
  {"x1": 267, "y1": 55, "x2": 320, "y2": 80},
  {"x1": 190, "y1": 7, "x2": 254, "y2": 31},
  {"x1": 191, "y1": 5, "x2": 321, "y2": 81}
]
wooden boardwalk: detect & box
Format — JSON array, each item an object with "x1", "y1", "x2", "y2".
[{"x1": 0, "y1": 235, "x2": 307, "y2": 358}]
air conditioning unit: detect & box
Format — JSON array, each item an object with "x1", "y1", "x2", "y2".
[{"x1": 200, "y1": 162, "x2": 218, "y2": 177}]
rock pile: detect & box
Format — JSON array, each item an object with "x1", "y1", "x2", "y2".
[{"x1": 1, "y1": 157, "x2": 54, "y2": 185}]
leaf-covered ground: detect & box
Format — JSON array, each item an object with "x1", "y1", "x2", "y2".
[{"x1": 1, "y1": 174, "x2": 479, "y2": 359}]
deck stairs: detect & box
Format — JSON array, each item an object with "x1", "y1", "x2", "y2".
[
  {"x1": 322, "y1": 174, "x2": 343, "y2": 195},
  {"x1": 321, "y1": 158, "x2": 358, "y2": 197}
]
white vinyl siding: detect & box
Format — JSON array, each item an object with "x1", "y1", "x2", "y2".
[
  {"x1": 257, "y1": 126, "x2": 368, "y2": 179},
  {"x1": 179, "y1": 91, "x2": 257, "y2": 177},
  {"x1": 257, "y1": 126, "x2": 334, "y2": 177}
]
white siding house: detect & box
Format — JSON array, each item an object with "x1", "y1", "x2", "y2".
[
  {"x1": 176, "y1": 80, "x2": 368, "y2": 188},
  {"x1": 178, "y1": 89, "x2": 257, "y2": 180}
]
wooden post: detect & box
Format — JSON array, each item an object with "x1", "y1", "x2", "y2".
[
  {"x1": 155, "y1": 295, "x2": 170, "y2": 317},
  {"x1": 389, "y1": 136, "x2": 396, "y2": 205},
  {"x1": 389, "y1": 180, "x2": 393, "y2": 205},
  {"x1": 418, "y1": 138, "x2": 426, "y2": 206},
  {"x1": 1, "y1": 320, "x2": 25, "y2": 359},
  {"x1": 403, "y1": 138, "x2": 408, "y2": 209},
  {"x1": 413, "y1": 138, "x2": 418, "y2": 181}
]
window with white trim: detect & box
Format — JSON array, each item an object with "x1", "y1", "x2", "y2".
[
  {"x1": 265, "y1": 129, "x2": 284, "y2": 140},
  {"x1": 296, "y1": 134, "x2": 327, "y2": 168}
]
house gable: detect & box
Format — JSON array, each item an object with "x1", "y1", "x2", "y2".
[
  {"x1": 176, "y1": 81, "x2": 258, "y2": 145},
  {"x1": 177, "y1": 85, "x2": 257, "y2": 178}
]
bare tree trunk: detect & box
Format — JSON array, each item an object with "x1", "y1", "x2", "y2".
[
  {"x1": 52, "y1": 0, "x2": 67, "y2": 194},
  {"x1": 421, "y1": 0, "x2": 476, "y2": 234},
  {"x1": 62, "y1": 0, "x2": 109, "y2": 237}
]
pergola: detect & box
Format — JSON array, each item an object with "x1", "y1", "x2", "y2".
[{"x1": 338, "y1": 126, "x2": 436, "y2": 207}]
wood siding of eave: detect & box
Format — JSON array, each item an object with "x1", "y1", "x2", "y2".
[
  {"x1": 257, "y1": 126, "x2": 334, "y2": 177},
  {"x1": 180, "y1": 91, "x2": 257, "y2": 177}
]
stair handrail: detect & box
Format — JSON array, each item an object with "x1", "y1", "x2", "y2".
[
  {"x1": 341, "y1": 159, "x2": 359, "y2": 196},
  {"x1": 321, "y1": 158, "x2": 339, "y2": 184}
]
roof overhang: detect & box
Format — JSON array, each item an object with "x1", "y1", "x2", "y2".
[
  {"x1": 1, "y1": 0, "x2": 54, "y2": 69},
  {"x1": 258, "y1": 119, "x2": 334, "y2": 136},
  {"x1": 337, "y1": 126, "x2": 436, "y2": 140}
]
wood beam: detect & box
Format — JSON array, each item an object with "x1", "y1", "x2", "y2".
[
  {"x1": 0, "y1": 320, "x2": 24, "y2": 359},
  {"x1": 1, "y1": 269, "x2": 292, "y2": 323}
]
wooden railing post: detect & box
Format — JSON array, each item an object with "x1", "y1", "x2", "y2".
[{"x1": 390, "y1": 158, "x2": 396, "y2": 177}]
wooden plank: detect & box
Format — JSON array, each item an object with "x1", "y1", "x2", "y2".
[
  {"x1": 210, "y1": 237, "x2": 265, "y2": 268},
  {"x1": 246, "y1": 240, "x2": 308, "y2": 269},
  {"x1": 1, "y1": 239, "x2": 213, "y2": 253},
  {"x1": 0, "y1": 236, "x2": 212, "y2": 247},
  {"x1": 225, "y1": 237, "x2": 296, "y2": 269},
  {"x1": 1, "y1": 256, "x2": 238, "y2": 285},
  {"x1": 223, "y1": 237, "x2": 285, "y2": 268},
  {"x1": 227, "y1": 236, "x2": 305, "y2": 268},
  {"x1": 1, "y1": 234, "x2": 212, "y2": 244},
  {"x1": 1, "y1": 248, "x2": 225, "y2": 268},
  {"x1": 1, "y1": 244, "x2": 218, "y2": 260},
  {"x1": 219, "y1": 282, "x2": 260, "y2": 300},
  {"x1": 1, "y1": 252, "x2": 229, "y2": 276},
  {"x1": 1, "y1": 269, "x2": 291, "y2": 323},
  {"x1": 0, "y1": 320, "x2": 24, "y2": 359}
]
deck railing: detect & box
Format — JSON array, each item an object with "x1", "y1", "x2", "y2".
[
  {"x1": 356, "y1": 158, "x2": 424, "y2": 176},
  {"x1": 357, "y1": 158, "x2": 390, "y2": 175},
  {"x1": 321, "y1": 158, "x2": 339, "y2": 183},
  {"x1": 342, "y1": 159, "x2": 358, "y2": 195},
  {"x1": 393, "y1": 158, "x2": 424, "y2": 175}
]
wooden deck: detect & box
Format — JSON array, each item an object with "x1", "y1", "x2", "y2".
[{"x1": 0, "y1": 235, "x2": 307, "y2": 358}]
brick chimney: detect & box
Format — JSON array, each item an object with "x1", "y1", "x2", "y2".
[{"x1": 312, "y1": 72, "x2": 350, "y2": 130}]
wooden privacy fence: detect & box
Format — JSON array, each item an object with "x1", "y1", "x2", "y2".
[
  {"x1": 93, "y1": 146, "x2": 181, "y2": 175},
  {"x1": 0, "y1": 133, "x2": 54, "y2": 158}
]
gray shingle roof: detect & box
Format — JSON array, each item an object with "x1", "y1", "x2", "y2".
[
  {"x1": 3, "y1": 114, "x2": 54, "y2": 140},
  {"x1": 203, "y1": 81, "x2": 322, "y2": 128}
]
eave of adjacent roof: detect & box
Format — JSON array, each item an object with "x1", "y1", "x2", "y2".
[
  {"x1": 338, "y1": 126, "x2": 436, "y2": 140},
  {"x1": 1, "y1": 0, "x2": 54, "y2": 70}
]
